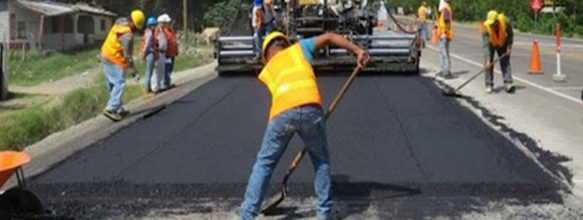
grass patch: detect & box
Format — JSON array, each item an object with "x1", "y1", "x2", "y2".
[
  {"x1": 8, "y1": 47, "x2": 101, "y2": 87},
  {"x1": 0, "y1": 81, "x2": 142, "y2": 150}
]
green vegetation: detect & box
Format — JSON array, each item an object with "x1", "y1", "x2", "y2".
[
  {"x1": 203, "y1": 0, "x2": 241, "y2": 28},
  {"x1": 8, "y1": 47, "x2": 100, "y2": 86},
  {"x1": 0, "y1": 82, "x2": 142, "y2": 150},
  {"x1": 387, "y1": 0, "x2": 583, "y2": 37}
]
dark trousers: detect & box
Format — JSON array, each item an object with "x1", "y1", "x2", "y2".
[{"x1": 485, "y1": 46, "x2": 513, "y2": 86}]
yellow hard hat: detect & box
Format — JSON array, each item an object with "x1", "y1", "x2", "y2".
[
  {"x1": 485, "y1": 10, "x2": 498, "y2": 26},
  {"x1": 131, "y1": 10, "x2": 146, "y2": 29},
  {"x1": 262, "y1": 31, "x2": 290, "y2": 64}
]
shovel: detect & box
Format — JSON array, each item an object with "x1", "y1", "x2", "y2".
[{"x1": 442, "y1": 53, "x2": 509, "y2": 98}]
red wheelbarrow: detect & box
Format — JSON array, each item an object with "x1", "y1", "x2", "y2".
[{"x1": 0, "y1": 151, "x2": 55, "y2": 219}]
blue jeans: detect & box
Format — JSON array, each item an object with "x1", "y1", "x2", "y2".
[
  {"x1": 144, "y1": 52, "x2": 155, "y2": 91},
  {"x1": 163, "y1": 56, "x2": 175, "y2": 87},
  {"x1": 439, "y1": 38, "x2": 451, "y2": 75},
  {"x1": 254, "y1": 21, "x2": 274, "y2": 57},
  {"x1": 103, "y1": 61, "x2": 125, "y2": 111},
  {"x1": 241, "y1": 104, "x2": 332, "y2": 220},
  {"x1": 420, "y1": 22, "x2": 430, "y2": 41}
]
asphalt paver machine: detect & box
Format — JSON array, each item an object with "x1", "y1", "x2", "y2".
[{"x1": 215, "y1": 0, "x2": 421, "y2": 75}]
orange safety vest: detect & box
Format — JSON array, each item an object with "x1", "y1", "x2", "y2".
[
  {"x1": 101, "y1": 24, "x2": 133, "y2": 68},
  {"x1": 154, "y1": 26, "x2": 179, "y2": 57},
  {"x1": 140, "y1": 28, "x2": 158, "y2": 59},
  {"x1": 418, "y1": 6, "x2": 427, "y2": 22},
  {"x1": 438, "y1": 5, "x2": 453, "y2": 40},
  {"x1": 258, "y1": 44, "x2": 322, "y2": 120},
  {"x1": 485, "y1": 16, "x2": 507, "y2": 48}
]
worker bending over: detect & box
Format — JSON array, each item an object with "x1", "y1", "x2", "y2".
[
  {"x1": 100, "y1": 10, "x2": 145, "y2": 121},
  {"x1": 240, "y1": 31, "x2": 369, "y2": 220},
  {"x1": 140, "y1": 17, "x2": 158, "y2": 93},
  {"x1": 483, "y1": 10, "x2": 514, "y2": 94}
]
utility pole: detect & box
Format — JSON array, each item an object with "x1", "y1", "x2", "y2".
[
  {"x1": 183, "y1": 0, "x2": 188, "y2": 40},
  {"x1": 1, "y1": 42, "x2": 7, "y2": 101}
]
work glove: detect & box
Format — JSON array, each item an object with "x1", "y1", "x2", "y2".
[{"x1": 130, "y1": 68, "x2": 140, "y2": 83}]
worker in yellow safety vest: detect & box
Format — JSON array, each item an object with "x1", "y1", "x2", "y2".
[
  {"x1": 437, "y1": 0, "x2": 453, "y2": 79},
  {"x1": 417, "y1": 2, "x2": 430, "y2": 42},
  {"x1": 100, "y1": 10, "x2": 145, "y2": 121},
  {"x1": 240, "y1": 31, "x2": 369, "y2": 220},
  {"x1": 483, "y1": 10, "x2": 514, "y2": 94}
]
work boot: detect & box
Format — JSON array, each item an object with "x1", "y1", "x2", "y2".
[
  {"x1": 485, "y1": 85, "x2": 493, "y2": 94},
  {"x1": 103, "y1": 109, "x2": 123, "y2": 121},
  {"x1": 505, "y1": 83, "x2": 515, "y2": 93}
]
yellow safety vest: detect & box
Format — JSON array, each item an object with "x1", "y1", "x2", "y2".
[
  {"x1": 418, "y1": 6, "x2": 427, "y2": 22},
  {"x1": 485, "y1": 16, "x2": 508, "y2": 48},
  {"x1": 258, "y1": 43, "x2": 322, "y2": 120},
  {"x1": 438, "y1": 5, "x2": 453, "y2": 40},
  {"x1": 101, "y1": 24, "x2": 133, "y2": 68}
]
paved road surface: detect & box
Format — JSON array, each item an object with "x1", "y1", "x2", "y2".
[{"x1": 28, "y1": 74, "x2": 575, "y2": 218}]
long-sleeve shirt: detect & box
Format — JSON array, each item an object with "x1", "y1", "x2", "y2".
[
  {"x1": 143, "y1": 28, "x2": 155, "y2": 54},
  {"x1": 102, "y1": 18, "x2": 136, "y2": 71},
  {"x1": 156, "y1": 27, "x2": 168, "y2": 52},
  {"x1": 482, "y1": 18, "x2": 514, "y2": 59}
]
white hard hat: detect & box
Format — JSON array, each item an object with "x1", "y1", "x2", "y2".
[{"x1": 157, "y1": 14, "x2": 171, "y2": 23}]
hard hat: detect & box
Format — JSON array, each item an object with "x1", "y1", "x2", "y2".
[
  {"x1": 131, "y1": 10, "x2": 145, "y2": 29},
  {"x1": 147, "y1": 17, "x2": 157, "y2": 27},
  {"x1": 485, "y1": 10, "x2": 498, "y2": 26},
  {"x1": 262, "y1": 31, "x2": 290, "y2": 64},
  {"x1": 157, "y1": 13, "x2": 172, "y2": 23},
  {"x1": 254, "y1": 0, "x2": 263, "y2": 6},
  {"x1": 422, "y1": 1, "x2": 427, "y2": 6}
]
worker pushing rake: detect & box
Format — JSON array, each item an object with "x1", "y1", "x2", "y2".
[{"x1": 239, "y1": 31, "x2": 369, "y2": 219}]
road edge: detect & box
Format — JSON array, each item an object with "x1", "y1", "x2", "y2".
[{"x1": 2, "y1": 62, "x2": 219, "y2": 190}]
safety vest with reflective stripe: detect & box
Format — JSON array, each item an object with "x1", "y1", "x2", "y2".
[
  {"x1": 438, "y1": 5, "x2": 453, "y2": 40},
  {"x1": 258, "y1": 43, "x2": 322, "y2": 120},
  {"x1": 485, "y1": 16, "x2": 508, "y2": 48},
  {"x1": 154, "y1": 26, "x2": 179, "y2": 57},
  {"x1": 101, "y1": 24, "x2": 132, "y2": 68}
]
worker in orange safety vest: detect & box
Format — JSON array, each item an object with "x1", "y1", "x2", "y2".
[
  {"x1": 482, "y1": 10, "x2": 514, "y2": 94},
  {"x1": 240, "y1": 31, "x2": 369, "y2": 220}
]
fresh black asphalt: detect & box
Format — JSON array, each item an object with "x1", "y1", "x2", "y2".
[{"x1": 28, "y1": 75, "x2": 569, "y2": 219}]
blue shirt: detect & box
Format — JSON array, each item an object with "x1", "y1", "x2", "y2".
[{"x1": 299, "y1": 37, "x2": 317, "y2": 63}]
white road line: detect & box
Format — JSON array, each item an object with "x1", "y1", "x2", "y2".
[
  {"x1": 427, "y1": 45, "x2": 583, "y2": 105},
  {"x1": 549, "y1": 87, "x2": 583, "y2": 90}
]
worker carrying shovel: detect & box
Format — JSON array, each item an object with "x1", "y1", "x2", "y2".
[
  {"x1": 483, "y1": 10, "x2": 514, "y2": 94},
  {"x1": 240, "y1": 32, "x2": 369, "y2": 220},
  {"x1": 100, "y1": 10, "x2": 145, "y2": 121}
]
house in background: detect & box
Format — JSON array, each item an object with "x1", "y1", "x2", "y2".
[{"x1": 0, "y1": 0, "x2": 117, "y2": 52}]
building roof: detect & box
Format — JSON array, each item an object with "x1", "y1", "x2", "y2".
[{"x1": 15, "y1": 0, "x2": 117, "y2": 17}]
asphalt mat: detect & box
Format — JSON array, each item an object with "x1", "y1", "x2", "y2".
[{"x1": 27, "y1": 75, "x2": 573, "y2": 219}]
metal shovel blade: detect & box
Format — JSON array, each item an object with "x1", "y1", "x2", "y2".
[{"x1": 260, "y1": 188, "x2": 286, "y2": 214}]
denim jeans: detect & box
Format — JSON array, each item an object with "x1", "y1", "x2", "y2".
[
  {"x1": 439, "y1": 38, "x2": 451, "y2": 75},
  {"x1": 254, "y1": 21, "x2": 274, "y2": 57},
  {"x1": 103, "y1": 61, "x2": 125, "y2": 111},
  {"x1": 241, "y1": 104, "x2": 332, "y2": 220},
  {"x1": 152, "y1": 52, "x2": 166, "y2": 92},
  {"x1": 485, "y1": 46, "x2": 513, "y2": 86},
  {"x1": 144, "y1": 52, "x2": 155, "y2": 91},
  {"x1": 420, "y1": 22, "x2": 430, "y2": 41},
  {"x1": 163, "y1": 56, "x2": 175, "y2": 87}
]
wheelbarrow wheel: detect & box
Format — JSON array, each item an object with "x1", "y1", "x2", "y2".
[{"x1": 1, "y1": 187, "x2": 44, "y2": 215}]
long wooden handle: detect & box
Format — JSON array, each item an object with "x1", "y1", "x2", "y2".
[
  {"x1": 455, "y1": 53, "x2": 508, "y2": 92},
  {"x1": 284, "y1": 66, "x2": 362, "y2": 180}
]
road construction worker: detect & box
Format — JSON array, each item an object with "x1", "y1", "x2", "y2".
[
  {"x1": 437, "y1": 0, "x2": 453, "y2": 79},
  {"x1": 262, "y1": 0, "x2": 279, "y2": 34},
  {"x1": 240, "y1": 31, "x2": 369, "y2": 220},
  {"x1": 483, "y1": 10, "x2": 514, "y2": 94},
  {"x1": 417, "y1": 2, "x2": 430, "y2": 42},
  {"x1": 153, "y1": 13, "x2": 179, "y2": 92},
  {"x1": 101, "y1": 10, "x2": 145, "y2": 121},
  {"x1": 252, "y1": 0, "x2": 264, "y2": 58},
  {"x1": 140, "y1": 17, "x2": 158, "y2": 93}
]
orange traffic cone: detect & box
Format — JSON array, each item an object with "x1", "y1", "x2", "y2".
[
  {"x1": 431, "y1": 26, "x2": 438, "y2": 45},
  {"x1": 528, "y1": 39, "x2": 544, "y2": 75}
]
